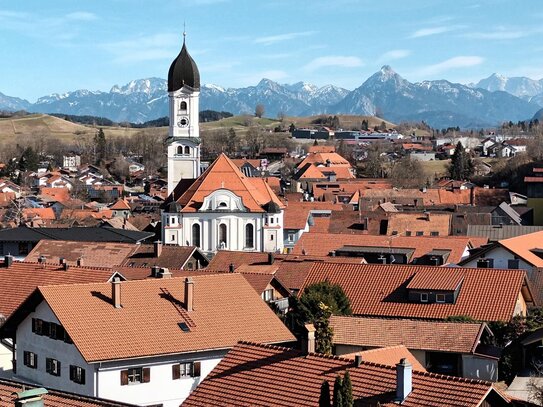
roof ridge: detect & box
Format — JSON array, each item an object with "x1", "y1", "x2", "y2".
[{"x1": 329, "y1": 314, "x2": 484, "y2": 326}]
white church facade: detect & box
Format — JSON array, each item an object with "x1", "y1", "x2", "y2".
[{"x1": 161, "y1": 37, "x2": 284, "y2": 255}]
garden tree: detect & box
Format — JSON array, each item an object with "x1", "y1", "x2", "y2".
[
  {"x1": 378, "y1": 121, "x2": 387, "y2": 131},
  {"x1": 319, "y1": 380, "x2": 331, "y2": 407},
  {"x1": 18, "y1": 146, "x2": 39, "y2": 172},
  {"x1": 390, "y1": 156, "x2": 426, "y2": 189},
  {"x1": 314, "y1": 139, "x2": 319, "y2": 146},
  {"x1": 94, "y1": 128, "x2": 107, "y2": 164},
  {"x1": 361, "y1": 119, "x2": 369, "y2": 131},
  {"x1": 289, "y1": 123, "x2": 296, "y2": 132},
  {"x1": 528, "y1": 361, "x2": 543, "y2": 406},
  {"x1": 448, "y1": 141, "x2": 473, "y2": 180},
  {"x1": 226, "y1": 127, "x2": 238, "y2": 155},
  {"x1": 314, "y1": 302, "x2": 334, "y2": 355},
  {"x1": 333, "y1": 376, "x2": 344, "y2": 407},
  {"x1": 255, "y1": 104, "x2": 265, "y2": 118},
  {"x1": 362, "y1": 144, "x2": 387, "y2": 178},
  {"x1": 246, "y1": 125, "x2": 263, "y2": 158},
  {"x1": 108, "y1": 155, "x2": 130, "y2": 182},
  {"x1": 342, "y1": 370, "x2": 354, "y2": 407}
]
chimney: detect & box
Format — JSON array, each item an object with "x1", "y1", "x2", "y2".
[
  {"x1": 112, "y1": 277, "x2": 122, "y2": 309},
  {"x1": 37, "y1": 255, "x2": 46, "y2": 264},
  {"x1": 354, "y1": 354, "x2": 363, "y2": 367},
  {"x1": 59, "y1": 257, "x2": 65, "y2": 266},
  {"x1": 61, "y1": 258, "x2": 69, "y2": 271},
  {"x1": 228, "y1": 263, "x2": 235, "y2": 273},
  {"x1": 396, "y1": 358, "x2": 412, "y2": 402},
  {"x1": 76, "y1": 257, "x2": 83, "y2": 267},
  {"x1": 151, "y1": 265, "x2": 160, "y2": 278},
  {"x1": 14, "y1": 387, "x2": 48, "y2": 407},
  {"x1": 302, "y1": 323, "x2": 316, "y2": 354},
  {"x1": 184, "y1": 277, "x2": 194, "y2": 312},
  {"x1": 154, "y1": 241, "x2": 163, "y2": 258},
  {"x1": 4, "y1": 255, "x2": 13, "y2": 268},
  {"x1": 158, "y1": 267, "x2": 172, "y2": 279},
  {"x1": 326, "y1": 159, "x2": 331, "y2": 167},
  {"x1": 268, "y1": 252, "x2": 275, "y2": 265}
]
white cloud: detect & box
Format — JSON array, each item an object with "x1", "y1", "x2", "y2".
[
  {"x1": 254, "y1": 31, "x2": 316, "y2": 46},
  {"x1": 102, "y1": 33, "x2": 182, "y2": 63},
  {"x1": 410, "y1": 26, "x2": 455, "y2": 38},
  {"x1": 66, "y1": 11, "x2": 97, "y2": 21},
  {"x1": 419, "y1": 56, "x2": 484, "y2": 76},
  {"x1": 378, "y1": 49, "x2": 411, "y2": 63},
  {"x1": 465, "y1": 30, "x2": 528, "y2": 40},
  {"x1": 303, "y1": 56, "x2": 364, "y2": 72}
]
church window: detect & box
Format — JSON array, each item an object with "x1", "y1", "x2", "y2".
[
  {"x1": 245, "y1": 224, "x2": 254, "y2": 248},
  {"x1": 184, "y1": 146, "x2": 190, "y2": 155},
  {"x1": 180, "y1": 101, "x2": 187, "y2": 111},
  {"x1": 177, "y1": 146, "x2": 183, "y2": 155},
  {"x1": 219, "y1": 224, "x2": 227, "y2": 247},
  {"x1": 218, "y1": 201, "x2": 228, "y2": 209},
  {"x1": 192, "y1": 223, "x2": 201, "y2": 248}
]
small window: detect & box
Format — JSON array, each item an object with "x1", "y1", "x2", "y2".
[
  {"x1": 172, "y1": 361, "x2": 201, "y2": 380},
  {"x1": 192, "y1": 223, "x2": 201, "y2": 248},
  {"x1": 177, "y1": 146, "x2": 183, "y2": 155},
  {"x1": 270, "y1": 234, "x2": 274, "y2": 241},
  {"x1": 436, "y1": 293, "x2": 446, "y2": 303},
  {"x1": 70, "y1": 365, "x2": 86, "y2": 385},
  {"x1": 180, "y1": 101, "x2": 187, "y2": 111},
  {"x1": 416, "y1": 231, "x2": 424, "y2": 236},
  {"x1": 184, "y1": 146, "x2": 190, "y2": 155},
  {"x1": 18, "y1": 242, "x2": 29, "y2": 255},
  {"x1": 170, "y1": 217, "x2": 176, "y2": 225},
  {"x1": 245, "y1": 223, "x2": 254, "y2": 248},
  {"x1": 270, "y1": 217, "x2": 274, "y2": 224},
  {"x1": 391, "y1": 230, "x2": 398, "y2": 235},
  {"x1": 288, "y1": 233, "x2": 295, "y2": 242},
  {"x1": 46, "y1": 358, "x2": 61, "y2": 376},
  {"x1": 218, "y1": 201, "x2": 228, "y2": 208},
  {"x1": 219, "y1": 224, "x2": 227, "y2": 247},
  {"x1": 121, "y1": 367, "x2": 150, "y2": 385},
  {"x1": 405, "y1": 231, "x2": 412, "y2": 237},
  {"x1": 171, "y1": 234, "x2": 175, "y2": 242},
  {"x1": 508, "y1": 259, "x2": 520, "y2": 269},
  {"x1": 262, "y1": 289, "x2": 274, "y2": 302},
  {"x1": 23, "y1": 351, "x2": 38, "y2": 369},
  {"x1": 430, "y1": 231, "x2": 439, "y2": 237},
  {"x1": 420, "y1": 293, "x2": 428, "y2": 303}
]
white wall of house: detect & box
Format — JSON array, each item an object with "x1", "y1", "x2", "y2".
[
  {"x1": 0, "y1": 341, "x2": 13, "y2": 378},
  {"x1": 461, "y1": 246, "x2": 532, "y2": 270}
]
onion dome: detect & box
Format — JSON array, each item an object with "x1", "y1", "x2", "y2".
[{"x1": 168, "y1": 35, "x2": 200, "y2": 92}]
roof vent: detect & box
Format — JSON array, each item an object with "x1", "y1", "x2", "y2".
[
  {"x1": 37, "y1": 256, "x2": 46, "y2": 264},
  {"x1": 158, "y1": 267, "x2": 172, "y2": 279},
  {"x1": 15, "y1": 387, "x2": 48, "y2": 407}
]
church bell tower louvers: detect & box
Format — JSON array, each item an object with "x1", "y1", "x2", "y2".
[{"x1": 166, "y1": 33, "x2": 201, "y2": 195}]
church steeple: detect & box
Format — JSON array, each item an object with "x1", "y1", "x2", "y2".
[{"x1": 167, "y1": 34, "x2": 200, "y2": 92}]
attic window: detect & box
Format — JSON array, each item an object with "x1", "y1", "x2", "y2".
[
  {"x1": 178, "y1": 322, "x2": 190, "y2": 332},
  {"x1": 218, "y1": 201, "x2": 227, "y2": 208},
  {"x1": 420, "y1": 293, "x2": 428, "y2": 302}
]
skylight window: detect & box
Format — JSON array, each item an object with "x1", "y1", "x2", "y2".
[{"x1": 178, "y1": 322, "x2": 190, "y2": 332}]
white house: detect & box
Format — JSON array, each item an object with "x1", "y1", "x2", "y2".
[
  {"x1": 0, "y1": 274, "x2": 294, "y2": 407},
  {"x1": 63, "y1": 154, "x2": 81, "y2": 172}
]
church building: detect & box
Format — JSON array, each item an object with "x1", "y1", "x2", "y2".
[{"x1": 161, "y1": 36, "x2": 284, "y2": 255}]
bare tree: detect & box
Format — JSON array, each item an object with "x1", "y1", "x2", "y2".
[{"x1": 528, "y1": 361, "x2": 543, "y2": 406}]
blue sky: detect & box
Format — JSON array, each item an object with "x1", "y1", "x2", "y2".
[{"x1": 1, "y1": 0, "x2": 543, "y2": 101}]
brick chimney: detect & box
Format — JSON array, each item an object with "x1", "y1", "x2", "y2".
[
  {"x1": 302, "y1": 323, "x2": 316, "y2": 354},
  {"x1": 354, "y1": 354, "x2": 362, "y2": 367},
  {"x1": 154, "y1": 241, "x2": 163, "y2": 258},
  {"x1": 228, "y1": 263, "x2": 235, "y2": 273},
  {"x1": 396, "y1": 358, "x2": 412, "y2": 402},
  {"x1": 76, "y1": 257, "x2": 83, "y2": 267},
  {"x1": 151, "y1": 265, "x2": 160, "y2": 278},
  {"x1": 61, "y1": 258, "x2": 69, "y2": 271},
  {"x1": 14, "y1": 387, "x2": 48, "y2": 407},
  {"x1": 4, "y1": 254, "x2": 14, "y2": 267},
  {"x1": 184, "y1": 277, "x2": 194, "y2": 312},
  {"x1": 112, "y1": 277, "x2": 122, "y2": 309}
]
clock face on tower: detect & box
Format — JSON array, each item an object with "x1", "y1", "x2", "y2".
[{"x1": 177, "y1": 116, "x2": 189, "y2": 128}]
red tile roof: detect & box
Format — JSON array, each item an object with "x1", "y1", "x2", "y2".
[
  {"x1": 109, "y1": 198, "x2": 131, "y2": 210},
  {"x1": 120, "y1": 245, "x2": 204, "y2": 269},
  {"x1": 300, "y1": 262, "x2": 531, "y2": 321},
  {"x1": 292, "y1": 232, "x2": 484, "y2": 264},
  {"x1": 297, "y1": 152, "x2": 351, "y2": 169},
  {"x1": 183, "y1": 341, "x2": 508, "y2": 407},
  {"x1": 406, "y1": 268, "x2": 464, "y2": 291},
  {"x1": 349, "y1": 345, "x2": 426, "y2": 372},
  {"x1": 330, "y1": 316, "x2": 487, "y2": 354},
  {"x1": 31, "y1": 274, "x2": 295, "y2": 362},
  {"x1": 499, "y1": 230, "x2": 543, "y2": 267}
]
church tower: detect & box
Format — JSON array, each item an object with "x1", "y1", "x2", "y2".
[{"x1": 166, "y1": 33, "x2": 201, "y2": 195}]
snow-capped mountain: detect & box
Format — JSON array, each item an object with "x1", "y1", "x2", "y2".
[
  {"x1": 471, "y1": 73, "x2": 543, "y2": 106},
  {"x1": 1, "y1": 69, "x2": 541, "y2": 127}
]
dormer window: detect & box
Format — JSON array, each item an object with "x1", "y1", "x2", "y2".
[
  {"x1": 184, "y1": 146, "x2": 190, "y2": 155},
  {"x1": 436, "y1": 293, "x2": 446, "y2": 303},
  {"x1": 177, "y1": 146, "x2": 183, "y2": 155},
  {"x1": 180, "y1": 101, "x2": 187, "y2": 111},
  {"x1": 218, "y1": 201, "x2": 228, "y2": 209},
  {"x1": 420, "y1": 293, "x2": 428, "y2": 302}
]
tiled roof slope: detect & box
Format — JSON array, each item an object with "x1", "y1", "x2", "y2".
[
  {"x1": 499, "y1": 230, "x2": 543, "y2": 267},
  {"x1": 174, "y1": 153, "x2": 284, "y2": 213},
  {"x1": 0, "y1": 261, "x2": 113, "y2": 320},
  {"x1": 182, "y1": 342, "x2": 506, "y2": 407},
  {"x1": 330, "y1": 316, "x2": 486, "y2": 354},
  {"x1": 0, "y1": 378, "x2": 136, "y2": 407},
  {"x1": 301, "y1": 262, "x2": 529, "y2": 322},
  {"x1": 292, "y1": 232, "x2": 485, "y2": 264},
  {"x1": 36, "y1": 274, "x2": 295, "y2": 362},
  {"x1": 121, "y1": 245, "x2": 200, "y2": 269},
  {"x1": 353, "y1": 345, "x2": 426, "y2": 372},
  {"x1": 25, "y1": 240, "x2": 137, "y2": 267},
  {"x1": 297, "y1": 152, "x2": 351, "y2": 168}
]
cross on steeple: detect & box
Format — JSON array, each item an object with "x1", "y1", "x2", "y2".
[{"x1": 183, "y1": 22, "x2": 186, "y2": 44}]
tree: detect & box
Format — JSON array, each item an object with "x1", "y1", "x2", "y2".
[
  {"x1": 94, "y1": 128, "x2": 107, "y2": 164},
  {"x1": 319, "y1": 380, "x2": 331, "y2": 407},
  {"x1": 300, "y1": 281, "x2": 352, "y2": 319},
  {"x1": 18, "y1": 146, "x2": 39, "y2": 172},
  {"x1": 390, "y1": 156, "x2": 426, "y2": 188},
  {"x1": 448, "y1": 141, "x2": 473, "y2": 180},
  {"x1": 378, "y1": 120, "x2": 387, "y2": 131},
  {"x1": 255, "y1": 104, "x2": 265, "y2": 118},
  {"x1": 314, "y1": 302, "x2": 333, "y2": 355},
  {"x1": 289, "y1": 123, "x2": 296, "y2": 133},
  {"x1": 226, "y1": 128, "x2": 238, "y2": 155},
  {"x1": 333, "y1": 376, "x2": 344, "y2": 407},
  {"x1": 342, "y1": 371, "x2": 353, "y2": 407}
]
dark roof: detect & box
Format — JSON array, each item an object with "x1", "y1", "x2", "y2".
[
  {"x1": 466, "y1": 225, "x2": 543, "y2": 241},
  {"x1": 167, "y1": 39, "x2": 200, "y2": 92},
  {"x1": 0, "y1": 227, "x2": 153, "y2": 244}
]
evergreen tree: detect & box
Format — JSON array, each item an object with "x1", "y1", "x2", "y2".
[
  {"x1": 333, "y1": 376, "x2": 344, "y2": 407},
  {"x1": 448, "y1": 141, "x2": 474, "y2": 180},
  {"x1": 313, "y1": 139, "x2": 319, "y2": 146},
  {"x1": 314, "y1": 302, "x2": 333, "y2": 355},
  {"x1": 342, "y1": 370, "x2": 354, "y2": 407},
  {"x1": 94, "y1": 128, "x2": 107, "y2": 164},
  {"x1": 18, "y1": 147, "x2": 39, "y2": 172},
  {"x1": 361, "y1": 119, "x2": 369, "y2": 131},
  {"x1": 226, "y1": 127, "x2": 237, "y2": 154},
  {"x1": 319, "y1": 380, "x2": 331, "y2": 407},
  {"x1": 289, "y1": 123, "x2": 296, "y2": 133}
]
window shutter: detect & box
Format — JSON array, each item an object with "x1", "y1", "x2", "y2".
[
  {"x1": 142, "y1": 367, "x2": 151, "y2": 383},
  {"x1": 120, "y1": 370, "x2": 129, "y2": 386},
  {"x1": 80, "y1": 368, "x2": 86, "y2": 385},
  {"x1": 70, "y1": 365, "x2": 75, "y2": 381},
  {"x1": 192, "y1": 362, "x2": 201, "y2": 377},
  {"x1": 31, "y1": 318, "x2": 36, "y2": 333},
  {"x1": 46, "y1": 358, "x2": 51, "y2": 373},
  {"x1": 56, "y1": 360, "x2": 61, "y2": 376},
  {"x1": 23, "y1": 351, "x2": 29, "y2": 366},
  {"x1": 42, "y1": 321, "x2": 50, "y2": 336},
  {"x1": 172, "y1": 364, "x2": 180, "y2": 380}
]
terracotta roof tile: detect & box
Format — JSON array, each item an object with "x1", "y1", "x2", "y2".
[
  {"x1": 36, "y1": 274, "x2": 295, "y2": 362},
  {"x1": 121, "y1": 245, "x2": 204, "y2": 269},
  {"x1": 300, "y1": 262, "x2": 529, "y2": 322},
  {"x1": 499, "y1": 230, "x2": 543, "y2": 267},
  {"x1": 297, "y1": 152, "x2": 351, "y2": 168},
  {"x1": 330, "y1": 316, "x2": 486, "y2": 354},
  {"x1": 347, "y1": 345, "x2": 426, "y2": 372},
  {"x1": 183, "y1": 341, "x2": 505, "y2": 407},
  {"x1": 406, "y1": 268, "x2": 464, "y2": 291},
  {"x1": 109, "y1": 198, "x2": 131, "y2": 210},
  {"x1": 387, "y1": 213, "x2": 451, "y2": 236}
]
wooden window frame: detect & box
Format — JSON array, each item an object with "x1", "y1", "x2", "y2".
[
  {"x1": 121, "y1": 367, "x2": 150, "y2": 385},
  {"x1": 46, "y1": 357, "x2": 61, "y2": 376},
  {"x1": 23, "y1": 351, "x2": 38, "y2": 369},
  {"x1": 70, "y1": 365, "x2": 86, "y2": 385},
  {"x1": 172, "y1": 362, "x2": 201, "y2": 380}
]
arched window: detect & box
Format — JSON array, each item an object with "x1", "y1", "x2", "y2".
[
  {"x1": 219, "y1": 224, "x2": 227, "y2": 248},
  {"x1": 177, "y1": 146, "x2": 183, "y2": 154},
  {"x1": 180, "y1": 101, "x2": 187, "y2": 111},
  {"x1": 184, "y1": 146, "x2": 190, "y2": 155},
  {"x1": 245, "y1": 223, "x2": 254, "y2": 248},
  {"x1": 192, "y1": 223, "x2": 200, "y2": 248}
]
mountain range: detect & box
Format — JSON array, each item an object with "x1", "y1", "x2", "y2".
[{"x1": 1, "y1": 67, "x2": 542, "y2": 128}]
